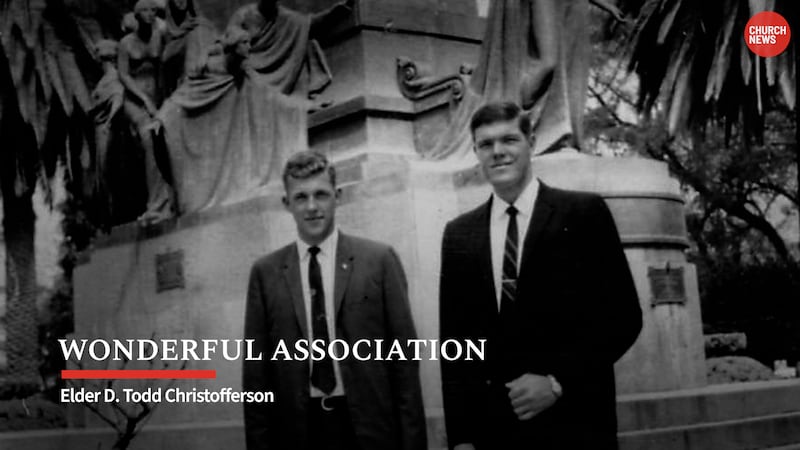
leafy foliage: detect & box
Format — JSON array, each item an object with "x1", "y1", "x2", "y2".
[
  {"x1": 706, "y1": 356, "x2": 774, "y2": 384},
  {"x1": 0, "y1": 0, "x2": 129, "y2": 208},
  {"x1": 0, "y1": 396, "x2": 66, "y2": 430},
  {"x1": 588, "y1": 0, "x2": 800, "y2": 367},
  {"x1": 700, "y1": 259, "x2": 800, "y2": 365},
  {"x1": 623, "y1": 0, "x2": 797, "y2": 137}
]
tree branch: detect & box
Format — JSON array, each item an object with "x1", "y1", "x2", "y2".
[
  {"x1": 650, "y1": 139, "x2": 798, "y2": 270},
  {"x1": 753, "y1": 180, "x2": 800, "y2": 206},
  {"x1": 588, "y1": 84, "x2": 638, "y2": 128}
]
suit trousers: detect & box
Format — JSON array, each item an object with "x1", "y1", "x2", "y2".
[
  {"x1": 309, "y1": 396, "x2": 359, "y2": 450},
  {"x1": 476, "y1": 382, "x2": 559, "y2": 450}
]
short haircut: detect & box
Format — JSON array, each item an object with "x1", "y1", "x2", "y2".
[
  {"x1": 469, "y1": 101, "x2": 532, "y2": 140},
  {"x1": 282, "y1": 151, "x2": 336, "y2": 189}
]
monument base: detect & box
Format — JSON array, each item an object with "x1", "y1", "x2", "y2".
[
  {"x1": 528, "y1": 151, "x2": 708, "y2": 393},
  {"x1": 617, "y1": 380, "x2": 800, "y2": 450},
  {"x1": 71, "y1": 152, "x2": 453, "y2": 429},
  {"x1": 71, "y1": 150, "x2": 704, "y2": 431}
]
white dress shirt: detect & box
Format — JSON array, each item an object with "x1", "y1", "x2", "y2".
[
  {"x1": 489, "y1": 178, "x2": 539, "y2": 309},
  {"x1": 296, "y1": 229, "x2": 345, "y2": 397}
]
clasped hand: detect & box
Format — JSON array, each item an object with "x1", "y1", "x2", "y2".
[
  {"x1": 506, "y1": 373, "x2": 557, "y2": 421},
  {"x1": 452, "y1": 374, "x2": 558, "y2": 450}
]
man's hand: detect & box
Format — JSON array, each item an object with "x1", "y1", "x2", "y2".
[
  {"x1": 505, "y1": 373, "x2": 557, "y2": 421},
  {"x1": 453, "y1": 444, "x2": 476, "y2": 450}
]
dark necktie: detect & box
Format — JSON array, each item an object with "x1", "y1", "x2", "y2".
[
  {"x1": 308, "y1": 246, "x2": 336, "y2": 394},
  {"x1": 500, "y1": 205, "x2": 519, "y2": 316}
]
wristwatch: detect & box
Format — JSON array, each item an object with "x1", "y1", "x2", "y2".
[{"x1": 547, "y1": 374, "x2": 563, "y2": 398}]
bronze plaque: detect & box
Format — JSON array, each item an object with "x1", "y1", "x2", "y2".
[
  {"x1": 156, "y1": 250, "x2": 185, "y2": 292},
  {"x1": 648, "y1": 266, "x2": 686, "y2": 306}
]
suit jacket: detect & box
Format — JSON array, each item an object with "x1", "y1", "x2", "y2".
[
  {"x1": 243, "y1": 232, "x2": 427, "y2": 450},
  {"x1": 440, "y1": 182, "x2": 642, "y2": 449}
]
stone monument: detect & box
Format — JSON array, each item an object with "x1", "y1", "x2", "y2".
[
  {"x1": 119, "y1": 0, "x2": 176, "y2": 223},
  {"x1": 73, "y1": 0, "x2": 703, "y2": 440},
  {"x1": 153, "y1": 0, "x2": 355, "y2": 215}
]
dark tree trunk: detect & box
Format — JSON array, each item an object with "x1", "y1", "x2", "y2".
[
  {"x1": 0, "y1": 190, "x2": 39, "y2": 388},
  {"x1": 0, "y1": 46, "x2": 40, "y2": 391}
]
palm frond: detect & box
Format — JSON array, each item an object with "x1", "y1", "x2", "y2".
[
  {"x1": 626, "y1": 0, "x2": 798, "y2": 138},
  {"x1": 1, "y1": 0, "x2": 115, "y2": 201}
]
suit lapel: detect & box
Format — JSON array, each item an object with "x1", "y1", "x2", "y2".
[
  {"x1": 475, "y1": 197, "x2": 498, "y2": 314},
  {"x1": 520, "y1": 182, "x2": 555, "y2": 271},
  {"x1": 282, "y1": 247, "x2": 309, "y2": 339},
  {"x1": 334, "y1": 232, "x2": 354, "y2": 319}
]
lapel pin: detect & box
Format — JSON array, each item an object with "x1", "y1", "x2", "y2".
[{"x1": 342, "y1": 263, "x2": 349, "y2": 270}]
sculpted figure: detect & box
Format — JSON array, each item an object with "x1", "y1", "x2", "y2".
[
  {"x1": 199, "y1": 27, "x2": 252, "y2": 78},
  {"x1": 161, "y1": 0, "x2": 217, "y2": 94},
  {"x1": 119, "y1": 0, "x2": 174, "y2": 222},
  {"x1": 121, "y1": 12, "x2": 139, "y2": 35},
  {"x1": 88, "y1": 40, "x2": 125, "y2": 221},
  {"x1": 121, "y1": 10, "x2": 168, "y2": 38},
  {"x1": 226, "y1": 0, "x2": 354, "y2": 98},
  {"x1": 156, "y1": 25, "x2": 309, "y2": 213},
  {"x1": 429, "y1": 0, "x2": 594, "y2": 159},
  {"x1": 152, "y1": 0, "x2": 355, "y2": 214}
]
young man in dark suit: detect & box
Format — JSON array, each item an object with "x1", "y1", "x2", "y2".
[
  {"x1": 243, "y1": 151, "x2": 427, "y2": 450},
  {"x1": 439, "y1": 102, "x2": 642, "y2": 449}
]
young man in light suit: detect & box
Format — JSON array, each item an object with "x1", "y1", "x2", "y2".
[
  {"x1": 243, "y1": 151, "x2": 427, "y2": 450},
  {"x1": 439, "y1": 102, "x2": 642, "y2": 449}
]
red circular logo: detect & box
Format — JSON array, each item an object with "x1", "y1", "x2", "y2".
[{"x1": 745, "y1": 11, "x2": 791, "y2": 57}]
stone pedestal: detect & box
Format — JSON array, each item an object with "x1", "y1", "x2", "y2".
[
  {"x1": 72, "y1": 150, "x2": 706, "y2": 432},
  {"x1": 528, "y1": 152, "x2": 707, "y2": 393}
]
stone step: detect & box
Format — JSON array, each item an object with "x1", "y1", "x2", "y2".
[
  {"x1": 617, "y1": 380, "x2": 800, "y2": 432},
  {"x1": 3, "y1": 411, "x2": 800, "y2": 450},
  {"x1": 619, "y1": 411, "x2": 800, "y2": 450}
]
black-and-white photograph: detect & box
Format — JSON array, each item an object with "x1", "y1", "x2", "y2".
[{"x1": 0, "y1": 0, "x2": 798, "y2": 449}]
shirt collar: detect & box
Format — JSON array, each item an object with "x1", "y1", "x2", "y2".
[
  {"x1": 297, "y1": 228, "x2": 339, "y2": 260},
  {"x1": 491, "y1": 177, "x2": 539, "y2": 221}
]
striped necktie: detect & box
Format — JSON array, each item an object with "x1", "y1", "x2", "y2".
[
  {"x1": 500, "y1": 205, "x2": 519, "y2": 314},
  {"x1": 308, "y1": 246, "x2": 335, "y2": 394}
]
